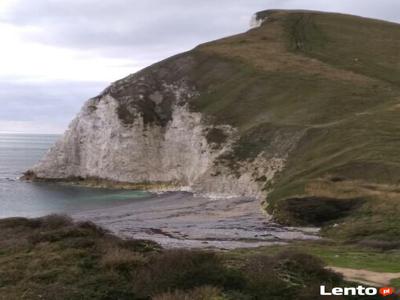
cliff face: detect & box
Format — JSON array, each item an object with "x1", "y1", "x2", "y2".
[
  {"x1": 28, "y1": 10, "x2": 400, "y2": 238},
  {"x1": 30, "y1": 53, "x2": 290, "y2": 198}
]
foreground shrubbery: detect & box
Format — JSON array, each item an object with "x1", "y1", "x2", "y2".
[{"x1": 0, "y1": 215, "x2": 381, "y2": 300}]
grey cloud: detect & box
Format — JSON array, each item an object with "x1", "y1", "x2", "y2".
[
  {"x1": 3, "y1": 0, "x2": 399, "y2": 61},
  {"x1": 1, "y1": 0, "x2": 399, "y2": 133},
  {"x1": 0, "y1": 80, "x2": 106, "y2": 125},
  {"x1": 3, "y1": 1, "x2": 278, "y2": 57}
]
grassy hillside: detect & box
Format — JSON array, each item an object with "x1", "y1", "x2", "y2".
[{"x1": 180, "y1": 10, "x2": 400, "y2": 243}]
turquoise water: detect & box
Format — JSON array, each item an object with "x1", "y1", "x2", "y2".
[{"x1": 0, "y1": 133, "x2": 151, "y2": 218}]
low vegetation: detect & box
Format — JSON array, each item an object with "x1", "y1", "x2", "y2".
[
  {"x1": 273, "y1": 196, "x2": 365, "y2": 226},
  {"x1": 229, "y1": 241, "x2": 400, "y2": 274},
  {"x1": 1, "y1": 215, "x2": 390, "y2": 300}
]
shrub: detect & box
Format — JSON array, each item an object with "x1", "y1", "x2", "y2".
[
  {"x1": 241, "y1": 254, "x2": 294, "y2": 299},
  {"x1": 153, "y1": 286, "x2": 225, "y2": 300},
  {"x1": 133, "y1": 249, "x2": 240, "y2": 297},
  {"x1": 237, "y1": 251, "x2": 343, "y2": 300},
  {"x1": 117, "y1": 238, "x2": 162, "y2": 253},
  {"x1": 0, "y1": 217, "x2": 42, "y2": 228},
  {"x1": 76, "y1": 220, "x2": 108, "y2": 236},
  {"x1": 101, "y1": 247, "x2": 147, "y2": 271},
  {"x1": 358, "y1": 239, "x2": 400, "y2": 251},
  {"x1": 39, "y1": 214, "x2": 73, "y2": 229},
  {"x1": 277, "y1": 197, "x2": 364, "y2": 226},
  {"x1": 274, "y1": 250, "x2": 342, "y2": 286}
]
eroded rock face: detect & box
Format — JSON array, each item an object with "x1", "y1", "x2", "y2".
[
  {"x1": 32, "y1": 86, "x2": 216, "y2": 184},
  {"x1": 28, "y1": 54, "x2": 299, "y2": 199},
  {"x1": 250, "y1": 13, "x2": 267, "y2": 28}
]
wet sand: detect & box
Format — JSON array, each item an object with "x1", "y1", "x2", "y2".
[{"x1": 73, "y1": 192, "x2": 319, "y2": 249}]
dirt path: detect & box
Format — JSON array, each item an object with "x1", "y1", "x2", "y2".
[{"x1": 329, "y1": 266, "x2": 400, "y2": 287}]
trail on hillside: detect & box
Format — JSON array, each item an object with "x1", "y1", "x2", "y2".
[{"x1": 329, "y1": 266, "x2": 400, "y2": 287}]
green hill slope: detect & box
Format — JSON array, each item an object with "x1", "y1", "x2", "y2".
[{"x1": 187, "y1": 10, "x2": 400, "y2": 242}]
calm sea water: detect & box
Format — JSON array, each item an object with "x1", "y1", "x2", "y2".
[{"x1": 0, "y1": 133, "x2": 151, "y2": 218}]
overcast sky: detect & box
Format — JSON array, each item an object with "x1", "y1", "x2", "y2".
[{"x1": 0, "y1": 0, "x2": 399, "y2": 134}]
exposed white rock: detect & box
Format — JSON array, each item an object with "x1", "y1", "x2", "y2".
[
  {"x1": 33, "y1": 95, "x2": 214, "y2": 184},
  {"x1": 250, "y1": 13, "x2": 267, "y2": 28},
  {"x1": 30, "y1": 78, "x2": 290, "y2": 200},
  {"x1": 194, "y1": 154, "x2": 285, "y2": 199}
]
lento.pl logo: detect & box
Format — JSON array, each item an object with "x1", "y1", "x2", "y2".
[
  {"x1": 320, "y1": 285, "x2": 396, "y2": 296},
  {"x1": 379, "y1": 287, "x2": 395, "y2": 297}
]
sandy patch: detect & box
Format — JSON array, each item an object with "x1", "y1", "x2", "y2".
[{"x1": 329, "y1": 266, "x2": 400, "y2": 287}]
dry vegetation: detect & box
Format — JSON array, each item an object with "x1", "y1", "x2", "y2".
[{"x1": 0, "y1": 215, "x2": 358, "y2": 300}]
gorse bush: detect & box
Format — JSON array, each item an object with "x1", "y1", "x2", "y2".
[
  {"x1": 153, "y1": 286, "x2": 225, "y2": 300},
  {"x1": 275, "y1": 197, "x2": 365, "y2": 226},
  {"x1": 101, "y1": 246, "x2": 147, "y2": 271},
  {"x1": 240, "y1": 254, "x2": 291, "y2": 299},
  {"x1": 133, "y1": 249, "x2": 243, "y2": 297},
  {"x1": 274, "y1": 251, "x2": 342, "y2": 285}
]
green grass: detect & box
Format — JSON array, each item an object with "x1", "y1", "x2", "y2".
[
  {"x1": 285, "y1": 11, "x2": 400, "y2": 86},
  {"x1": 324, "y1": 196, "x2": 400, "y2": 244},
  {"x1": 390, "y1": 278, "x2": 400, "y2": 289},
  {"x1": 228, "y1": 241, "x2": 400, "y2": 273}
]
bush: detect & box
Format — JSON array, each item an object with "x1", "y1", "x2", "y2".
[
  {"x1": 358, "y1": 239, "x2": 400, "y2": 251},
  {"x1": 133, "y1": 249, "x2": 241, "y2": 297},
  {"x1": 153, "y1": 286, "x2": 225, "y2": 300},
  {"x1": 0, "y1": 217, "x2": 42, "y2": 228},
  {"x1": 117, "y1": 238, "x2": 162, "y2": 253},
  {"x1": 236, "y1": 251, "x2": 343, "y2": 300},
  {"x1": 277, "y1": 197, "x2": 364, "y2": 226},
  {"x1": 39, "y1": 214, "x2": 73, "y2": 229},
  {"x1": 76, "y1": 220, "x2": 108, "y2": 236},
  {"x1": 101, "y1": 247, "x2": 147, "y2": 271},
  {"x1": 0, "y1": 214, "x2": 73, "y2": 231},
  {"x1": 275, "y1": 251, "x2": 342, "y2": 285},
  {"x1": 241, "y1": 254, "x2": 292, "y2": 299}
]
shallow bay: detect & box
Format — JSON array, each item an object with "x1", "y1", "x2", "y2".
[{"x1": 0, "y1": 133, "x2": 151, "y2": 218}]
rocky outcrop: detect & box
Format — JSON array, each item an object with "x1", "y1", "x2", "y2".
[
  {"x1": 26, "y1": 50, "x2": 299, "y2": 199},
  {"x1": 27, "y1": 11, "x2": 326, "y2": 201}
]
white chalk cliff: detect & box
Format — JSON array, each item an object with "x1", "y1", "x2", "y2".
[
  {"x1": 27, "y1": 53, "x2": 294, "y2": 199},
  {"x1": 27, "y1": 11, "x2": 309, "y2": 201}
]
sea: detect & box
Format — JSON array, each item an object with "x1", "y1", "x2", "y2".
[{"x1": 0, "y1": 133, "x2": 151, "y2": 219}]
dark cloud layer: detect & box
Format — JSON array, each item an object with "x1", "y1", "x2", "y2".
[{"x1": 1, "y1": 0, "x2": 399, "y2": 133}]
